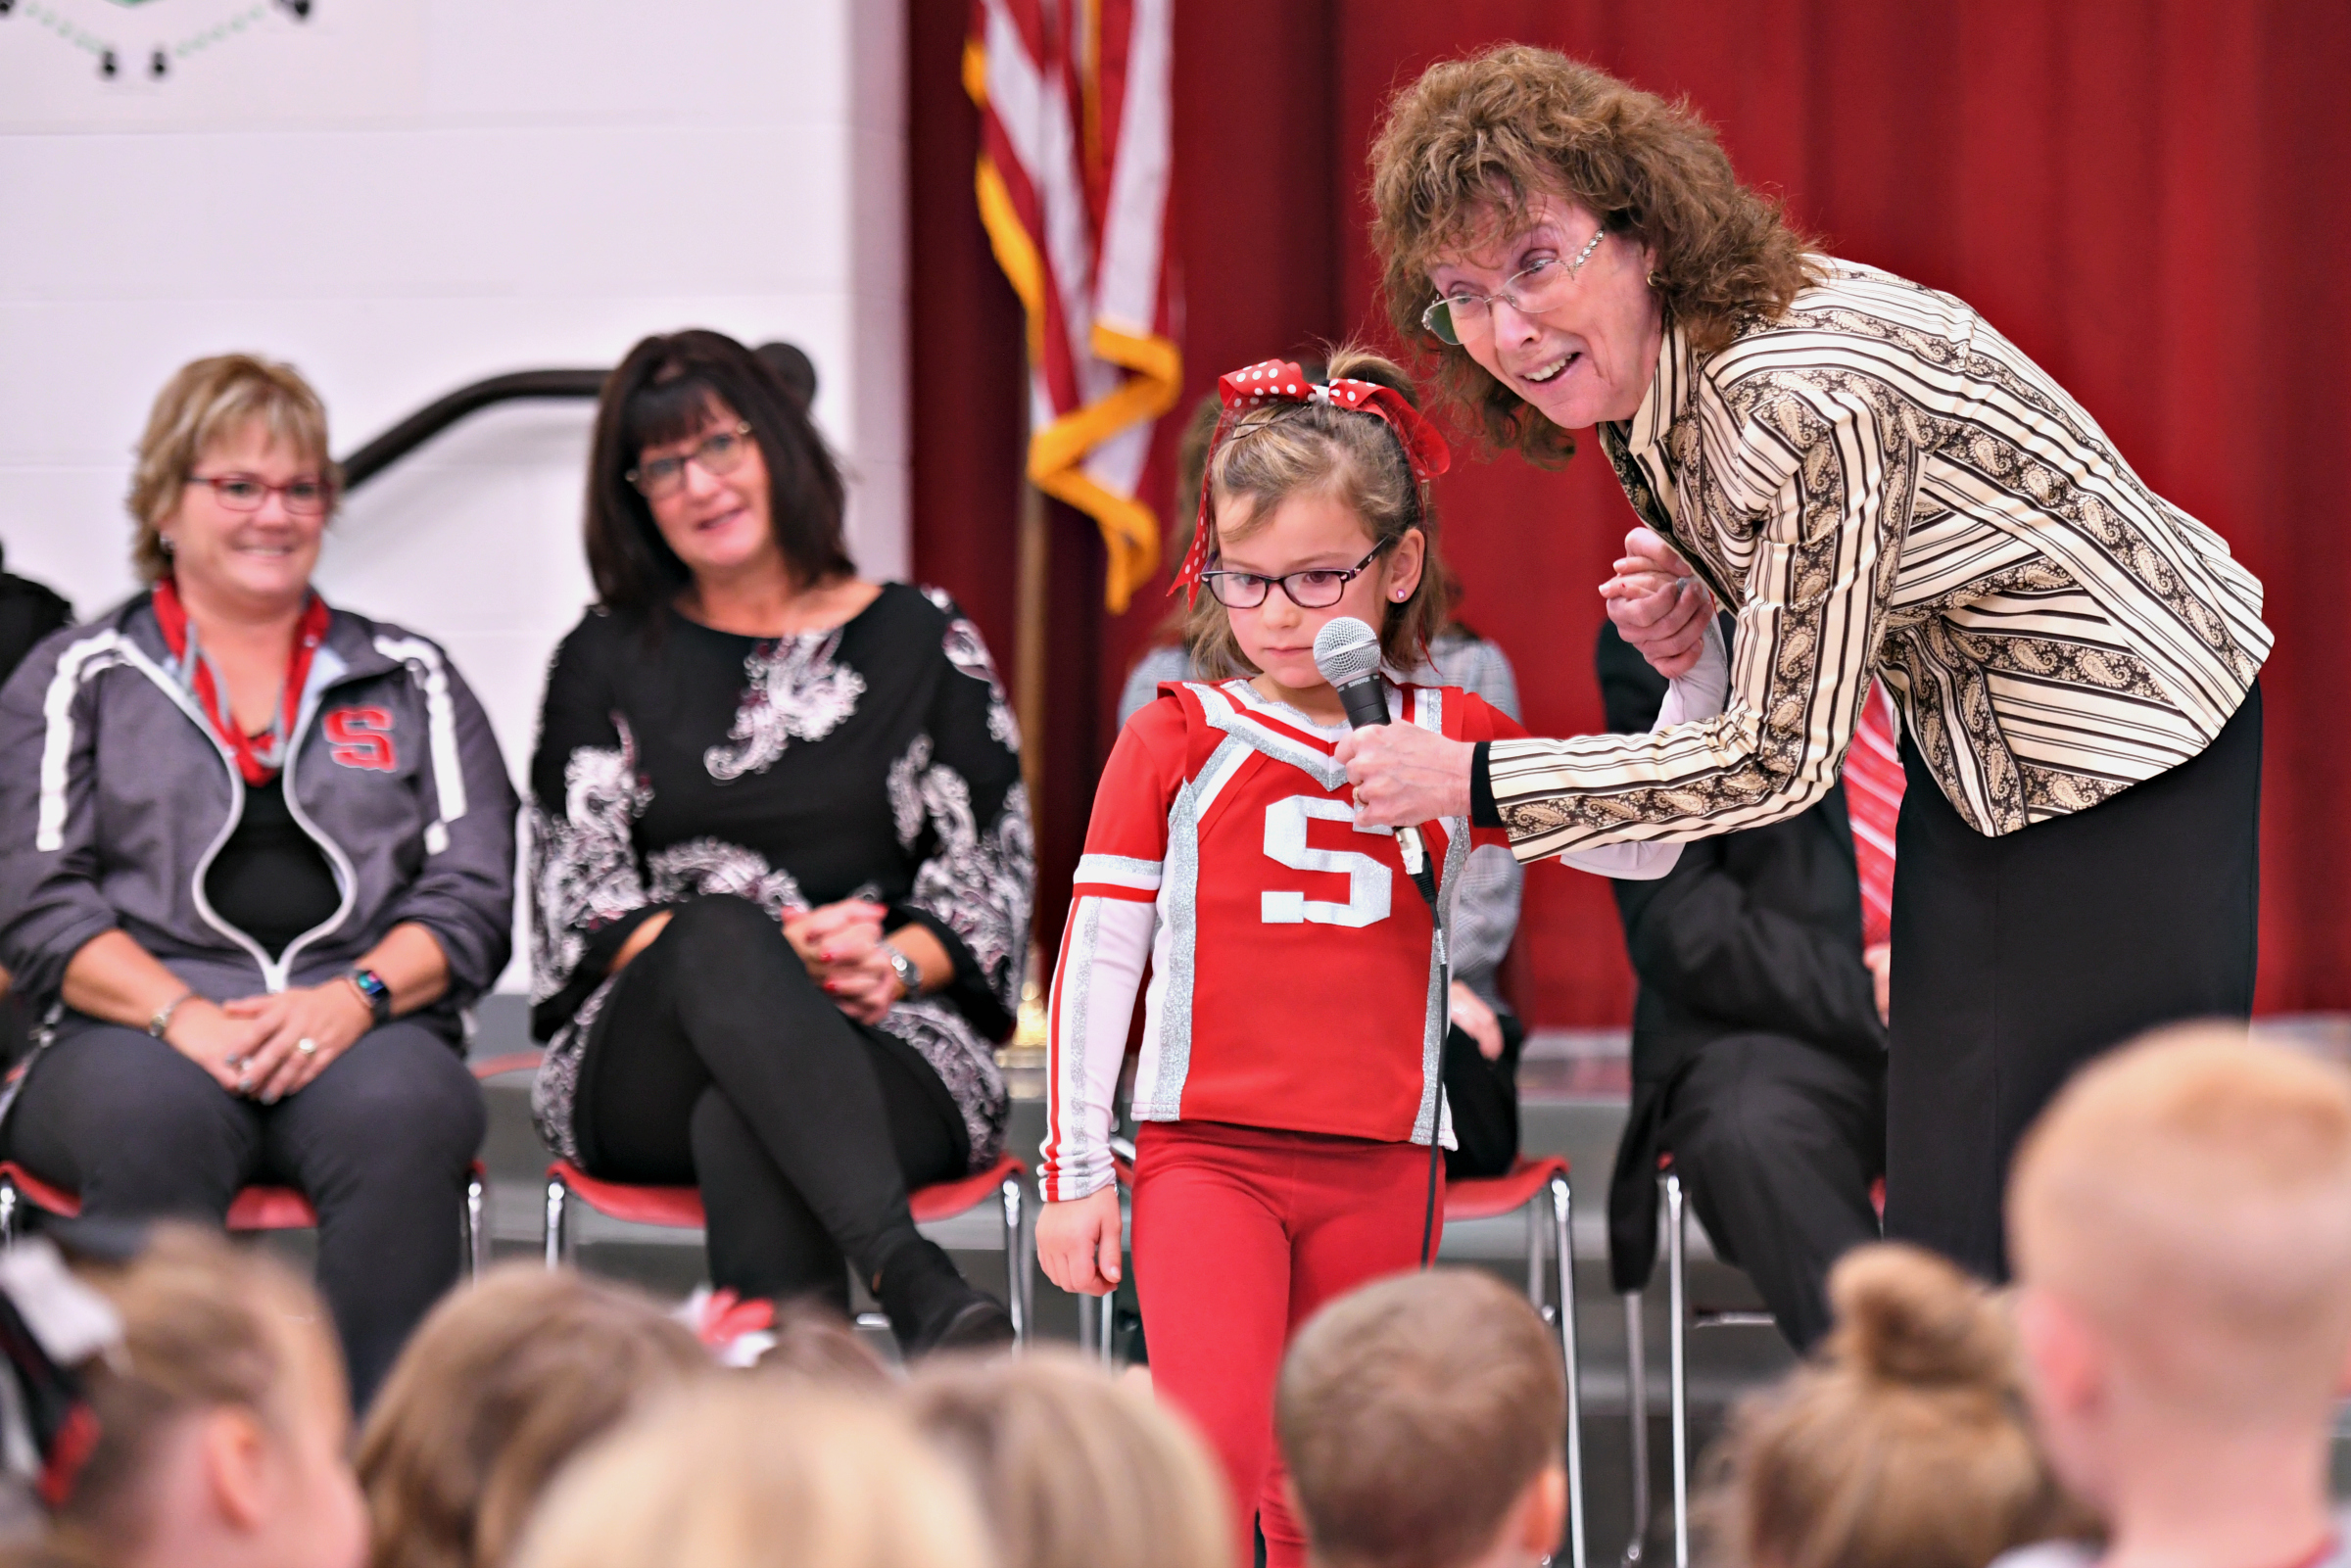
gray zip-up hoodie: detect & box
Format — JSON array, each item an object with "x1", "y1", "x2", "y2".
[{"x1": 0, "y1": 593, "x2": 517, "y2": 1032}]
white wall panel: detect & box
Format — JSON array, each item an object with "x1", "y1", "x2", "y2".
[{"x1": 0, "y1": 0, "x2": 910, "y2": 990}]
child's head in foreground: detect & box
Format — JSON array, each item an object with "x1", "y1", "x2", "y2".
[
  {"x1": 510, "y1": 1380, "x2": 991, "y2": 1568},
  {"x1": 1701, "y1": 1243, "x2": 2086, "y2": 1568},
  {"x1": 356, "y1": 1263, "x2": 711, "y2": 1568},
  {"x1": 906, "y1": 1350, "x2": 1229, "y2": 1568},
  {"x1": 58, "y1": 1223, "x2": 366, "y2": 1568},
  {"x1": 2006, "y1": 1023, "x2": 2351, "y2": 1510},
  {"x1": 1186, "y1": 346, "x2": 1449, "y2": 694},
  {"x1": 1276, "y1": 1268, "x2": 1565, "y2": 1568}
]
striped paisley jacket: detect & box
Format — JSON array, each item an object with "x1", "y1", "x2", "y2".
[{"x1": 1485, "y1": 258, "x2": 2270, "y2": 860}]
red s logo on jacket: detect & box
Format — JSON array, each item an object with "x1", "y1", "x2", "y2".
[{"x1": 324, "y1": 708, "x2": 398, "y2": 772}]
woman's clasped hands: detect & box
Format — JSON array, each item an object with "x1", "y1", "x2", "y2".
[
  {"x1": 785, "y1": 899, "x2": 901, "y2": 1025},
  {"x1": 165, "y1": 981, "x2": 372, "y2": 1103}
]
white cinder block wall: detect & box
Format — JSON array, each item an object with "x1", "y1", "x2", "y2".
[{"x1": 0, "y1": 0, "x2": 910, "y2": 992}]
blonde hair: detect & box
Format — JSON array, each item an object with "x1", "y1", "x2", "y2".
[
  {"x1": 752, "y1": 1302, "x2": 890, "y2": 1390},
  {"x1": 1185, "y1": 344, "x2": 1452, "y2": 680},
  {"x1": 58, "y1": 1225, "x2": 342, "y2": 1558},
  {"x1": 1275, "y1": 1269, "x2": 1564, "y2": 1568},
  {"x1": 1701, "y1": 1244, "x2": 2087, "y2": 1568},
  {"x1": 510, "y1": 1381, "x2": 991, "y2": 1568},
  {"x1": 356, "y1": 1264, "x2": 710, "y2": 1568},
  {"x1": 2009, "y1": 1023, "x2": 2351, "y2": 1423},
  {"x1": 127, "y1": 353, "x2": 338, "y2": 583},
  {"x1": 1368, "y1": 46, "x2": 1821, "y2": 464},
  {"x1": 906, "y1": 1351, "x2": 1229, "y2": 1568}
]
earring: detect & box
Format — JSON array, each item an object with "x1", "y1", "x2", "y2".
[{"x1": 1647, "y1": 269, "x2": 1663, "y2": 288}]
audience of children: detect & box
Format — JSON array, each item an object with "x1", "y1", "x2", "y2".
[
  {"x1": 50, "y1": 1224, "x2": 368, "y2": 1568},
  {"x1": 906, "y1": 1351, "x2": 1229, "y2": 1568},
  {"x1": 1697, "y1": 1243, "x2": 2089, "y2": 1568},
  {"x1": 6, "y1": 1022, "x2": 2348, "y2": 1568},
  {"x1": 355, "y1": 1265, "x2": 709, "y2": 1568},
  {"x1": 1276, "y1": 1268, "x2": 1568, "y2": 1568},
  {"x1": 1998, "y1": 1025, "x2": 2351, "y2": 1568},
  {"x1": 509, "y1": 1382, "x2": 990, "y2": 1568}
]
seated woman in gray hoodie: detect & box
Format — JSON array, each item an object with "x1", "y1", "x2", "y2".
[{"x1": 0, "y1": 353, "x2": 516, "y2": 1406}]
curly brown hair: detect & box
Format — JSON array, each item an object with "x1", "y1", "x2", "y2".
[{"x1": 1369, "y1": 45, "x2": 1821, "y2": 465}]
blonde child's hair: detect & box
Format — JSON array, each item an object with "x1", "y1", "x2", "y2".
[
  {"x1": 1275, "y1": 1268, "x2": 1564, "y2": 1568},
  {"x1": 753, "y1": 1301, "x2": 891, "y2": 1389},
  {"x1": 906, "y1": 1350, "x2": 1230, "y2": 1568},
  {"x1": 1700, "y1": 1243, "x2": 2087, "y2": 1568},
  {"x1": 1185, "y1": 344, "x2": 1452, "y2": 680},
  {"x1": 510, "y1": 1381, "x2": 991, "y2": 1568},
  {"x1": 356, "y1": 1264, "x2": 711, "y2": 1568},
  {"x1": 57, "y1": 1225, "x2": 342, "y2": 1560},
  {"x1": 2009, "y1": 1022, "x2": 2351, "y2": 1424}
]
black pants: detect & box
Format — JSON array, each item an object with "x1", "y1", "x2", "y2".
[
  {"x1": 574, "y1": 895, "x2": 968, "y2": 1310},
  {"x1": 7, "y1": 1014, "x2": 484, "y2": 1408},
  {"x1": 1442, "y1": 1015, "x2": 1526, "y2": 1180},
  {"x1": 1659, "y1": 1033, "x2": 1884, "y2": 1351},
  {"x1": 1887, "y1": 684, "x2": 2262, "y2": 1280}
]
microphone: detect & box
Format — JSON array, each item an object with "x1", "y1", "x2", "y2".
[{"x1": 1314, "y1": 617, "x2": 1438, "y2": 912}]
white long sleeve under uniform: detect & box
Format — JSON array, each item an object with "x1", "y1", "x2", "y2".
[{"x1": 1040, "y1": 634, "x2": 1730, "y2": 1205}]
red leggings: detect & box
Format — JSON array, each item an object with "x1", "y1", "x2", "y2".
[{"x1": 1130, "y1": 1120, "x2": 1441, "y2": 1568}]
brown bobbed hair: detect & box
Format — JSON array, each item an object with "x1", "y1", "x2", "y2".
[
  {"x1": 1184, "y1": 344, "x2": 1452, "y2": 681},
  {"x1": 128, "y1": 353, "x2": 339, "y2": 584},
  {"x1": 357, "y1": 1264, "x2": 710, "y2": 1568},
  {"x1": 1369, "y1": 45, "x2": 1821, "y2": 465},
  {"x1": 585, "y1": 329, "x2": 851, "y2": 617},
  {"x1": 1700, "y1": 1243, "x2": 2093, "y2": 1568},
  {"x1": 906, "y1": 1351, "x2": 1230, "y2": 1568},
  {"x1": 1276, "y1": 1268, "x2": 1564, "y2": 1568},
  {"x1": 58, "y1": 1225, "x2": 342, "y2": 1560}
]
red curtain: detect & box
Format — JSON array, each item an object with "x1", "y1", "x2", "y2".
[{"x1": 910, "y1": 0, "x2": 2351, "y2": 1023}]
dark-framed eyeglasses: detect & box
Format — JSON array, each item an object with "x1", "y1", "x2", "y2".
[
  {"x1": 627, "y1": 422, "x2": 756, "y2": 499},
  {"x1": 1420, "y1": 226, "x2": 1608, "y2": 347},
  {"x1": 183, "y1": 473, "x2": 332, "y2": 516},
  {"x1": 1199, "y1": 540, "x2": 1396, "y2": 610}
]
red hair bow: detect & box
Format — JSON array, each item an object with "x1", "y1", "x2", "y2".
[{"x1": 1170, "y1": 358, "x2": 1452, "y2": 602}]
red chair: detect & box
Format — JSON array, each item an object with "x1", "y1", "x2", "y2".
[
  {"x1": 540, "y1": 1153, "x2": 1032, "y2": 1343},
  {"x1": 0, "y1": 1160, "x2": 490, "y2": 1278}
]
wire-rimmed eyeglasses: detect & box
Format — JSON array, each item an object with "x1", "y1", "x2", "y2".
[
  {"x1": 627, "y1": 422, "x2": 756, "y2": 499},
  {"x1": 1420, "y1": 226, "x2": 1608, "y2": 347},
  {"x1": 183, "y1": 473, "x2": 332, "y2": 516}
]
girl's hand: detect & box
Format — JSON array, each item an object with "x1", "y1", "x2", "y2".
[
  {"x1": 1601, "y1": 526, "x2": 1714, "y2": 679},
  {"x1": 1334, "y1": 726, "x2": 1475, "y2": 829},
  {"x1": 784, "y1": 900, "x2": 887, "y2": 986},
  {"x1": 162, "y1": 999, "x2": 271, "y2": 1094},
  {"x1": 221, "y1": 982, "x2": 373, "y2": 1102},
  {"x1": 1449, "y1": 980, "x2": 1505, "y2": 1062},
  {"x1": 1036, "y1": 1187, "x2": 1124, "y2": 1296}
]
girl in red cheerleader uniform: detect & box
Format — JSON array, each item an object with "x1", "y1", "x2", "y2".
[{"x1": 1035, "y1": 348, "x2": 1724, "y2": 1567}]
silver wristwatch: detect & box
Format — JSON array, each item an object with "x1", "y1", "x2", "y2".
[{"x1": 879, "y1": 941, "x2": 922, "y2": 1000}]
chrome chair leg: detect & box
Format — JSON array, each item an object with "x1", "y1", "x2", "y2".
[
  {"x1": 999, "y1": 1173, "x2": 1028, "y2": 1345},
  {"x1": 464, "y1": 1171, "x2": 487, "y2": 1279},
  {"x1": 543, "y1": 1175, "x2": 569, "y2": 1268},
  {"x1": 1622, "y1": 1290, "x2": 1650, "y2": 1568},
  {"x1": 1664, "y1": 1171, "x2": 1690, "y2": 1568},
  {"x1": 1551, "y1": 1172, "x2": 1587, "y2": 1568},
  {"x1": 0, "y1": 1179, "x2": 19, "y2": 1252}
]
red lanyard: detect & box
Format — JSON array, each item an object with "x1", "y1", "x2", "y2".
[{"x1": 153, "y1": 579, "x2": 331, "y2": 785}]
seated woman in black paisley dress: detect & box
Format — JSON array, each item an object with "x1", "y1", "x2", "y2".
[{"x1": 529, "y1": 329, "x2": 1032, "y2": 1353}]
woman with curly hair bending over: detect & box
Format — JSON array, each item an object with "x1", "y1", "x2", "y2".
[
  {"x1": 1344, "y1": 47, "x2": 2268, "y2": 1282},
  {"x1": 530, "y1": 330, "x2": 1029, "y2": 1353}
]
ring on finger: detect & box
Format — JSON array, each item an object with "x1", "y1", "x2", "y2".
[{"x1": 296, "y1": 1037, "x2": 318, "y2": 1058}]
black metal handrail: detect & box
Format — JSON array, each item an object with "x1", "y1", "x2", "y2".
[{"x1": 337, "y1": 341, "x2": 816, "y2": 492}]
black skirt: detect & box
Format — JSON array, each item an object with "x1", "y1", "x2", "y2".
[{"x1": 1882, "y1": 684, "x2": 2262, "y2": 1280}]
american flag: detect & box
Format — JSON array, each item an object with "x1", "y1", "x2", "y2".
[{"x1": 966, "y1": 0, "x2": 1180, "y2": 612}]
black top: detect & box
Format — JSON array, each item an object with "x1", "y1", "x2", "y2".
[
  {"x1": 528, "y1": 584, "x2": 1032, "y2": 1049},
  {"x1": 204, "y1": 774, "x2": 341, "y2": 959}
]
